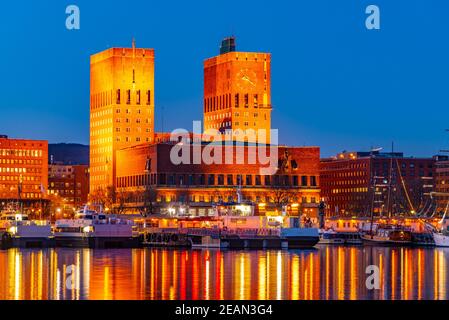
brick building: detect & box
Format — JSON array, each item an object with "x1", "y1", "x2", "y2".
[
  {"x1": 48, "y1": 163, "x2": 90, "y2": 207},
  {"x1": 0, "y1": 135, "x2": 48, "y2": 206},
  {"x1": 320, "y1": 150, "x2": 435, "y2": 217},
  {"x1": 116, "y1": 143, "x2": 320, "y2": 217},
  {"x1": 90, "y1": 40, "x2": 155, "y2": 192},
  {"x1": 203, "y1": 37, "x2": 272, "y2": 143},
  {"x1": 435, "y1": 155, "x2": 449, "y2": 213}
]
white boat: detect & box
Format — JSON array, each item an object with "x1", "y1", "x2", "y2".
[
  {"x1": 433, "y1": 232, "x2": 449, "y2": 247},
  {"x1": 54, "y1": 204, "x2": 139, "y2": 248},
  {"x1": 0, "y1": 204, "x2": 52, "y2": 247},
  {"x1": 319, "y1": 229, "x2": 345, "y2": 245},
  {"x1": 431, "y1": 201, "x2": 449, "y2": 247}
]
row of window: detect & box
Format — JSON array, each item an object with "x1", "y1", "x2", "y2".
[
  {"x1": 0, "y1": 176, "x2": 43, "y2": 182},
  {"x1": 0, "y1": 149, "x2": 43, "y2": 157},
  {"x1": 116, "y1": 89, "x2": 152, "y2": 105},
  {"x1": 151, "y1": 194, "x2": 317, "y2": 205},
  {"x1": 115, "y1": 136, "x2": 152, "y2": 143},
  {"x1": 117, "y1": 173, "x2": 318, "y2": 188},
  {"x1": 0, "y1": 193, "x2": 43, "y2": 199},
  {"x1": 205, "y1": 94, "x2": 259, "y2": 113},
  {"x1": 48, "y1": 189, "x2": 82, "y2": 196},
  {"x1": 0, "y1": 159, "x2": 43, "y2": 165},
  {"x1": 91, "y1": 89, "x2": 152, "y2": 109},
  {"x1": 331, "y1": 188, "x2": 369, "y2": 194},
  {"x1": 115, "y1": 127, "x2": 152, "y2": 133},
  {"x1": 0, "y1": 167, "x2": 42, "y2": 173}
]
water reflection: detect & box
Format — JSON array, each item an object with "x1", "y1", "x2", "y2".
[{"x1": 1, "y1": 246, "x2": 449, "y2": 300}]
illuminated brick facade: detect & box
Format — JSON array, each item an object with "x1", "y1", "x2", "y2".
[
  {"x1": 435, "y1": 155, "x2": 449, "y2": 213},
  {"x1": 48, "y1": 164, "x2": 89, "y2": 206},
  {"x1": 204, "y1": 38, "x2": 271, "y2": 143},
  {"x1": 90, "y1": 42, "x2": 155, "y2": 192},
  {"x1": 0, "y1": 135, "x2": 48, "y2": 202},
  {"x1": 320, "y1": 151, "x2": 435, "y2": 217},
  {"x1": 116, "y1": 143, "x2": 320, "y2": 217}
]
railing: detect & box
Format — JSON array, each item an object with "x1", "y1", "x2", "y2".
[{"x1": 142, "y1": 227, "x2": 282, "y2": 238}]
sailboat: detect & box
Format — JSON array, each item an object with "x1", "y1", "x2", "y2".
[
  {"x1": 432, "y1": 201, "x2": 449, "y2": 247},
  {"x1": 360, "y1": 144, "x2": 413, "y2": 245}
]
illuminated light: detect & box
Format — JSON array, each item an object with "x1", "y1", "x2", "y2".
[
  {"x1": 292, "y1": 203, "x2": 299, "y2": 208},
  {"x1": 8, "y1": 226, "x2": 17, "y2": 235},
  {"x1": 258, "y1": 203, "x2": 266, "y2": 207},
  {"x1": 83, "y1": 226, "x2": 93, "y2": 233}
]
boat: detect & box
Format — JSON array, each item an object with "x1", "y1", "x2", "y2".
[
  {"x1": 319, "y1": 229, "x2": 362, "y2": 245},
  {"x1": 319, "y1": 229, "x2": 345, "y2": 245},
  {"x1": 431, "y1": 201, "x2": 449, "y2": 247},
  {"x1": 54, "y1": 204, "x2": 139, "y2": 248},
  {"x1": 360, "y1": 224, "x2": 412, "y2": 245},
  {"x1": 0, "y1": 204, "x2": 52, "y2": 248}
]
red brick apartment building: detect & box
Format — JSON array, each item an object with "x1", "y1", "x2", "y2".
[
  {"x1": 115, "y1": 143, "x2": 321, "y2": 217},
  {"x1": 435, "y1": 155, "x2": 449, "y2": 213},
  {"x1": 320, "y1": 151, "x2": 435, "y2": 217},
  {"x1": 0, "y1": 135, "x2": 48, "y2": 206},
  {"x1": 48, "y1": 163, "x2": 90, "y2": 207}
]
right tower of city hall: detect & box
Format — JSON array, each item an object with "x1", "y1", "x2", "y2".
[{"x1": 203, "y1": 37, "x2": 272, "y2": 143}]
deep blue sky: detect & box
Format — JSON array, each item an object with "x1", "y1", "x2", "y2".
[{"x1": 0, "y1": 0, "x2": 448, "y2": 157}]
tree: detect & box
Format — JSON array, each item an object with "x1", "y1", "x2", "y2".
[
  {"x1": 270, "y1": 187, "x2": 293, "y2": 210},
  {"x1": 138, "y1": 187, "x2": 157, "y2": 217},
  {"x1": 88, "y1": 186, "x2": 113, "y2": 210},
  {"x1": 113, "y1": 189, "x2": 130, "y2": 215}
]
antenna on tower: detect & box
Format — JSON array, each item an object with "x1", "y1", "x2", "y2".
[{"x1": 132, "y1": 37, "x2": 136, "y2": 90}]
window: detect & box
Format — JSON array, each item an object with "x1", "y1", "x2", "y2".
[
  {"x1": 254, "y1": 94, "x2": 258, "y2": 108},
  {"x1": 293, "y1": 176, "x2": 298, "y2": 186},
  {"x1": 235, "y1": 94, "x2": 239, "y2": 108},
  {"x1": 301, "y1": 176, "x2": 308, "y2": 186},
  {"x1": 116, "y1": 89, "x2": 121, "y2": 104},
  {"x1": 236, "y1": 175, "x2": 243, "y2": 185},
  {"x1": 246, "y1": 175, "x2": 252, "y2": 185},
  {"x1": 244, "y1": 94, "x2": 249, "y2": 108},
  {"x1": 208, "y1": 174, "x2": 215, "y2": 185},
  {"x1": 147, "y1": 90, "x2": 151, "y2": 105},
  {"x1": 264, "y1": 176, "x2": 271, "y2": 186},
  {"x1": 217, "y1": 175, "x2": 224, "y2": 185},
  {"x1": 310, "y1": 176, "x2": 317, "y2": 187},
  {"x1": 136, "y1": 90, "x2": 141, "y2": 105},
  {"x1": 255, "y1": 175, "x2": 261, "y2": 186},
  {"x1": 126, "y1": 90, "x2": 131, "y2": 104},
  {"x1": 227, "y1": 175, "x2": 233, "y2": 185}
]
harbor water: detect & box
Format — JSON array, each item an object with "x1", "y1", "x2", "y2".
[{"x1": 1, "y1": 246, "x2": 449, "y2": 300}]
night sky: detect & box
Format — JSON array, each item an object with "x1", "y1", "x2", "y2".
[{"x1": 0, "y1": 0, "x2": 448, "y2": 157}]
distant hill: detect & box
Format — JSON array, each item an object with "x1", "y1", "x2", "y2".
[{"x1": 49, "y1": 143, "x2": 89, "y2": 165}]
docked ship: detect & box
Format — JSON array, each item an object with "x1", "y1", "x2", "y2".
[
  {"x1": 360, "y1": 224, "x2": 413, "y2": 245},
  {"x1": 54, "y1": 204, "x2": 139, "y2": 248},
  {"x1": 140, "y1": 189, "x2": 320, "y2": 250},
  {"x1": 431, "y1": 202, "x2": 449, "y2": 247},
  {"x1": 0, "y1": 204, "x2": 52, "y2": 248}
]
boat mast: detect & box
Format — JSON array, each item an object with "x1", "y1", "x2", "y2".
[
  {"x1": 369, "y1": 154, "x2": 376, "y2": 238},
  {"x1": 385, "y1": 142, "x2": 394, "y2": 218}
]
